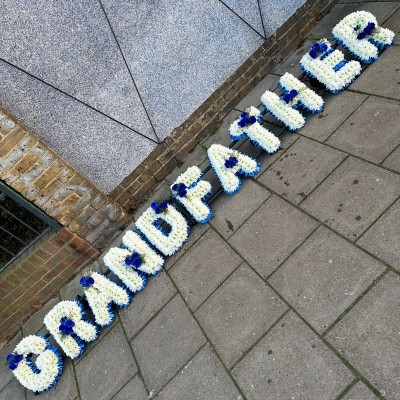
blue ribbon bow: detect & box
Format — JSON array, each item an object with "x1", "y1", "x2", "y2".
[
  {"x1": 282, "y1": 89, "x2": 299, "y2": 104},
  {"x1": 6, "y1": 353, "x2": 24, "y2": 370},
  {"x1": 151, "y1": 201, "x2": 168, "y2": 214},
  {"x1": 125, "y1": 252, "x2": 143, "y2": 269},
  {"x1": 224, "y1": 156, "x2": 239, "y2": 169},
  {"x1": 309, "y1": 42, "x2": 328, "y2": 59},
  {"x1": 59, "y1": 319, "x2": 75, "y2": 335},
  {"x1": 172, "y1": 183, "x2": 188, "y2": 198},
  {"x1": 237, "y1": 112, "x2": 257, "y2": 128},
  {"x1": 80, "y1": 276, "x2": 95, "y2": 287}
]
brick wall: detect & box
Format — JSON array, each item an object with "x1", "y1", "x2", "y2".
[
  {"x1": 0, "y1": 110, "x2": 131, "y2": 249},
  {"x1": 109, "y1": 0, "x2": 340, "y2": 211},
  {"x1": 0, "y1": 228, "x2": 98, "y2": 342}
]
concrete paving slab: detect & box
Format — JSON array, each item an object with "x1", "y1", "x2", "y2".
[
  {"x1": 76, "y1": 324, "x2": 137, "y2": 400},
  {"x1": 269, "y1": 226, "x2": 385, "y2": 333},
  {"x1": 0, "y1": 0, "x2": 156, "y2": 140},
  {"x1": 210, "y1": 180, "x2": 271, "y2": 238},
  {"x1": 301, "y1": 157, "x2": 400, "y2": 240},
  {"x1": 327, "y1": 96, "x2": 400, "y2": 164},
  {"x1": 342, "y1": 382, "x2": 379, "y2": 400},
  {"x1": 112, "y1": 376, "x2": 148, "y2": 400},
  {"x1": 356, "y1": 2, "x2": 400, "y2": 25},
  {"x1": 119, "y1": 271, "x2": 176, "y2": 339},
  {"x1": 164, "y1": 223, "x2": 210, "y2": 270},
  {"x1": 169, "y1": 229, "x2": 242, "y2": 310},
  {"x1": 201, "y1": 110, "x2": 242, "y2": 149},
  {"x1": 272, "y1": 40, "x2": 315, "y2": 77},
  {"x1": 306, "y1": 3, "x2": 356, "y2": 39},
  {"x1": 350, "y1": 46, "x2": 400, "y2": 100},
  {"x1": 229, "y1": 195, "x2": 319, "y2": 278},
  {"x1": 196, "y1": 264, "x2": 287, "y2": 368},
  {"x1": 59, "y1": 260, "x2": 104, "y2": 301},
  {"x1": 0, "y1": 330, "x2": 21, "y2": 391},
  {"x1": 156, "y1": 344, "x2": 241, "y2": 400},
  {"x1": 300, "y1": 92, "x2": 367, "y2": 142},
  {"x1": 357, "y1": 199, "x2": 400, "y2": 271},
  {"x1": 232, "y1": 312, "x2": 354, "y2": 400},
  {"x1": 259, "y1": 137, "x2": 346, "y2": 205},
  {"x1": 101, "y1": 0, "x2": 264, "y2": 140},
  {"x1": 0, "y1": 379, "x2": 25, "y2": 400},
  {"x1": 234, "y1": 74, "x2": 280, "y2": 111},
  {"x1": 259, "y1": 0, "x2": 308, "y2": 38},
  {"x1": 27, "y1": 359, "x2": 77, "y2": 400},
  {"x1": 132, "y1": 296, "x2": 206, "y2": 394},
  {"x1": 384, "y1": 7, "x2": 400, "y2": 33},
  {"x1": 327, "y1": 273, "x2": 400, "y2": 400},
  {"x1": 383, "y1": 146, "x2": 400, "y2": 173}
]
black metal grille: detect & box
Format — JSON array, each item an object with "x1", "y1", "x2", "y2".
[{"x1": 0, "y1": 182, "x2": 60, "y2": 272}]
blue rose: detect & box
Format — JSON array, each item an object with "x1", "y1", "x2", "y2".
[{"x1": 224, "y1": 156, "x2": 238, "y2": 169}]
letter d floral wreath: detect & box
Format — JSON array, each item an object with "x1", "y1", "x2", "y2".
[{"x1": 6, "y1": 11, "x2": 395, "y2": 393}]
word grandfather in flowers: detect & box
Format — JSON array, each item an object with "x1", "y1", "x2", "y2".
[{"x1": 6, "y1": 11, "x2": 395, "y2": 393}]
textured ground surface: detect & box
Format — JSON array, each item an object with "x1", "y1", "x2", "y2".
[
  {"x1": 1, "y1": 0, "x2": 400, "y2": 399},
  {"x1": 0, "y1": 0, "x2": 307, "y2": 193}
]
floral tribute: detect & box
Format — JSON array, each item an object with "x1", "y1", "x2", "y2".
[
  {"x1": 229, "y1": 106, "x2": 281, "y2": 153},
  {"x1": 6, "y1": 335, "x2": 62, "y2": 392},
  {"x1": 80, "y1": 272, "x2": 132, "y2": 327},
  {"x1": 332, "y1": 11, "x2": 395, "y2": 64},
  {"x1": 171, "y1": 166, "x2": 213, "y2": 223},
  {"x1": 136, "y1": 201, "x2": 190, "y2": 256},
  {"x1": 300, "y1": 39, "x2": 362, "y2": 93},
  {"x1": 8, "y1": 10, "x2": 395, "y2": 393},
  {"x1": 261, "y1": 72, "x2": 324, "y2": 131},
  {"x1": 208, "y1": 144, "x2": 260, "y2": 194}
]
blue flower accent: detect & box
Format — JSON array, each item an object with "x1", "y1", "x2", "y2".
[
  {"x1": 309, "y1": 42, "x2": 328, "y2": 58},
  {"x1": 151, "y1": 201, "x2": 168, "y2": 214},
  {"x1": 224, "y1": 156, "x2": 239, "y2": 169},
  {"x1": 354, "y1": 24, "x2": 360, "y2": 31},
  {"x1": 282, "y1": 89, "x2": 298, "y2": 104},
  {"x1": 6, "y1": 353, "x2": 24, "y2": 370},
  {"x1": 125, "y1": 252, "x2": 143, "y2": 269},
  {"x1": 80, "y1": 276, "x2": 94, "y2": 288},
  {"x1": 172, "y1": 183, "x2": 188, "y2": 198},
  {"x1": 59, "y1": 319, "x2": 75, "y2": 335},
  {"x1": 357, "y1": 22, "x2": 375, "y2": 40},
  {"x1": 238, "y1": 112, "x2": 257, "y2": 128}
]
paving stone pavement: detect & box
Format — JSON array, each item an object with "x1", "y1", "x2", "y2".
[{"x1": 1, "y1": 1, "x2": 400, "y2": 399}]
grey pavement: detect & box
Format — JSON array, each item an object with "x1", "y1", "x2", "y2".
[
  {"x1": 0, "y1": 0, "x2": 307, "y2": 193},
  {"x1": 2, "y1": 1, "x2": 400, "y2": 399}
]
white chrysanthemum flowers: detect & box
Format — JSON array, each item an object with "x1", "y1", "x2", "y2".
[
  {"x1": 208, "y1": 144, "x2": 260, "y2": 194},
  {"x1": 333, "y1": 11, "x2": 395, "y2": 64},
  {"x1": 136, "y1": 201, "x2": 190, "y2": 256},
  {"x1": 8, "y1": 335, "x2": 62, "y2": 393},
  {"x1": 80, "y1": 272, "x2": 131, "y2": 327},
  {"x1": 171, "y1": 166, "x2": 212, "y2": 223},
  {"x1": 300, "y1": 39, "x2": 362, "y2": 93},
  {"x1": 261, "y1": 73, "x2": 324, "y2": 131},
  {"x1": 229, "y1": 106, "x2": 281, "y2": 152},
  {"x1": 44, "y1": 301, "x2": 98, "y2": 359}
]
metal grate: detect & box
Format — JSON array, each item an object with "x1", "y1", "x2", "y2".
[{"x1": 0, "y1": 182, "x2": 60, "y2": 272}]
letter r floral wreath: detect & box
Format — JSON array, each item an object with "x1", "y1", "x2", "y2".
[{"x1": 6, "y1": 11, "x2": 395, "y2": 393}]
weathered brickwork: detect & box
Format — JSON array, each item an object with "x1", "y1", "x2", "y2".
[
  {"x1": 0, "y1": 228, "x2": 98, "y2": 343},
  {"x1": 110, "y1": 0, "x2": 340, "y2": 210},
  {"x1": 0, "y1": 110, "x2": 131, "y2": 249}
]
